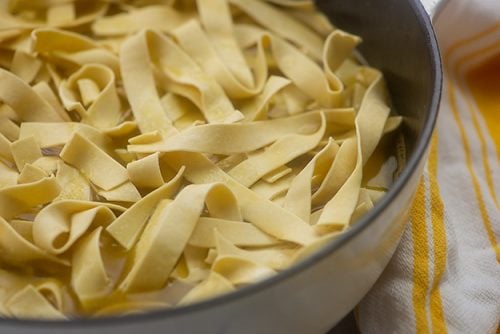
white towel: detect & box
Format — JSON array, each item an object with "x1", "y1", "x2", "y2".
[{"x1": 357, "y1": 0, "x2": 500, "y2": 333}]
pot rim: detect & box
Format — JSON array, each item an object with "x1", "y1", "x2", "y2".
[{"x1": 0, "y1": 0, "x2": 442, "y2": 328}]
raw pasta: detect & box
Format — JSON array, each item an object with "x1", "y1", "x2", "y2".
[{"x1": 0, "y1": 0, "x2": 403, "y2": 319}]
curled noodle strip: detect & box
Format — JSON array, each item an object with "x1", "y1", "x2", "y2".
[
  {"x1": 71, "y1": 227, "x2": 111, "y2": 309},
  {"x1": 189, "y1": 217, "x2": 279, "y2": 248},
  {"x1": 59, "y1": 64, "x2": 123, "y2": 129},
  {"x1": 120, "y1": 29, "x2": 243, "y2": 133},
  {"x1": 1, "y1": 0, "x2": 109, "y2": 30},
  {"x1": 230, "y1": 0, "x2": 324, "y2": 60},
  {"x1": 212, "y1": 256, "x2": 276, "y2": 286},
  {"x1": 106, "y1": 167, "x2": 184, "y2": 250},
  {"x1": 5, "y1": 284, "x2": 65, "y2": 319},
  {"x1": 119, "y1": 183, "x2": 241, "y2": 292},
  {"x1": 163, "y1": 151, "x2": 317, "y2": 245},
  {"x1": 179, "y1": 272, "x2": 234, "y2": 305},
  {"x1": 0, "y1": 216, "x2": 68, "y2": 267},
  {"x1": 214, "y1": 230, "x2": 293, "y2": 270},
  {"x1": 32, "y1": 28, "x2": 120, "y2": 76},
  {"x1": 60, "y1": 133, "x2": 130, "y2": 191},
  {"x1": 10, "y1": 136, "x2": 42, "y2": 172},
  {"x1": 92, "y1": 5, "x2": 189, "y2": 37},
  {"x1": 0, "y1": 0, "x2": 400, "y2": 319},
  {"x1": 17, "y1": 164, "x2": 48, "y2": 184},
  {"x1": 0, "y1": 68, "x2": 69, "y2": 122},
  {"x1": 316, "y1": 70, "x2": 390, "y2": 231},
  {"x1": 55, "y1": 161, "x2": 92, "y2": 201},
  {"x1": 128, "y1": 111, "x2": 326, "y2": 155},
  {"x1": 172, "y1": 19, "x2": 267, "y2": 99},
  {"x1": 284, "y1": 138, "x2": 339, "y2": 223},
  {"x1": 0, "y1": 176, "x2": 60, "y2": 220},
  {"x1": 19, "y1": 122, "x2": 113, "y2": 151},
  {"x1": 33, "y1": 200, "x2": 121, "y2": 255}
]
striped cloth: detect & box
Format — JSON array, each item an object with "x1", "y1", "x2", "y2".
[{"x1": 357, "y1": 0, "x2": 500, "y2": 333}]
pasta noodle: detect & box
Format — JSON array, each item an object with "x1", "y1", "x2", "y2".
[{"x1": 0, "y1": 0, "x2": 403, "y2": 319}]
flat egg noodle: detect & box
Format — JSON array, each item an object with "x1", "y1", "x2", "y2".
[
  {"x1": 118, "y1": 182, "x2": 241, "y2": 292},
  {"x1": 0, "y1": 0, "x2": 398, "y2": 318},
  {"x1": 59, "y1": 64, "x2": 123, "y2": 129},
  {"x1": 32, "y1": 200, "x2": 122, "y2": 255}
]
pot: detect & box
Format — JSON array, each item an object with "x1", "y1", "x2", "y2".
[{"x1": 0, "y1": 0, "x2": 441, "y2": 333}]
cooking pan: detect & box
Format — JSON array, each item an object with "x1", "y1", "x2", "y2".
[{"x1": 0, "y1": 0, "x2": 441, "y2": 333}]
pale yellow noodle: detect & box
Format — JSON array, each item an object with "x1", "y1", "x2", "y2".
[
  {"x1": 59, "y1": 64, "x2": 123, "y2": 129},
  {"x1": 0, "y1": 0, "x2": 398, "y2": 319},
  {"x1": 17, "y1": 164, "x2": 48, "y2": 184}
]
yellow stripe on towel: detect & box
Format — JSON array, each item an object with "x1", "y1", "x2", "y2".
[
  {"x1": 428, "y1": 134, "x2": 448, "y2": 334},
  {"x1": 445, "y1": 31, "x2": 500, "y2": 208},
  {"x1": 447, "y1": 77, "x2": 500, "y2": 263},
  {"x1": 411, "y1": 178, "x2": 430, "y2": 334}
]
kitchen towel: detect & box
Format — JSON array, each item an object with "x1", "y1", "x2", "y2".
[{"x1": 357, "y1": 0, "x2": 500, "y2": 333}]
